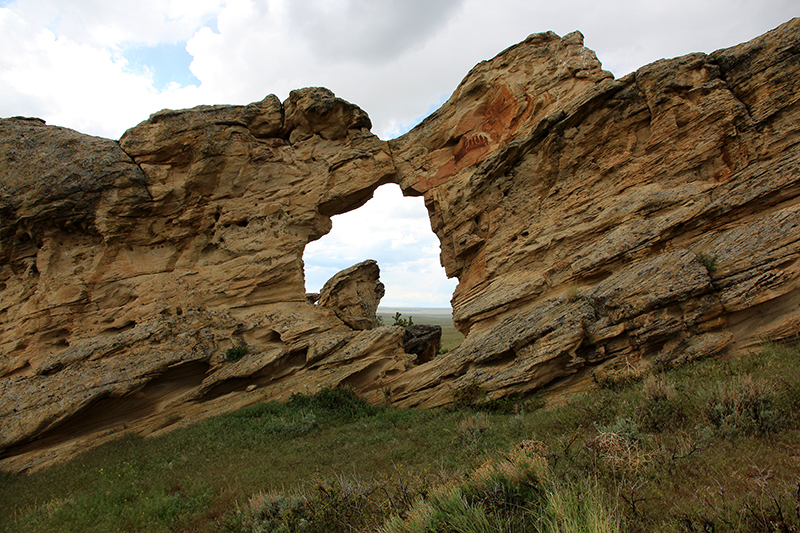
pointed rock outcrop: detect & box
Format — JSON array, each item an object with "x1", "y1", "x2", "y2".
[{"x1": 386, "y1": 19, "x2": 800, "y2": 406}]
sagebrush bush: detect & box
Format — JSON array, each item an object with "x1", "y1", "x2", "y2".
[
  {"x1": 702, "y1": 374, "x2": 785, "y2": 438},
  {"x1": 637, "y1": 374, "x2": 685, "y2": 432}
]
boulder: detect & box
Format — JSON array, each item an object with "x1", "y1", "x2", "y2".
[
  {"x1": 403, "y1": 324, "x2": 443, "y2": 364},
  {"x1": 317, "y1": 260, "x2": 385, "y2": 330}
]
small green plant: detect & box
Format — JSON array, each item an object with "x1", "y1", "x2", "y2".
[
  {"x1": 225, "y1": 342, "x2": 249, "y2": 361},
  {"x1": 451, "y1": 381, "x2": 488, "y2": 410},
  {"x1": 392, "y1": 312, "x2": 413, "y2": 327},
  {"x1": 696, "y1": 252, "x2": 718, "y2": 273}
]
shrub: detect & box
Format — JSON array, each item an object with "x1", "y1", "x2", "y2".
[
  {"x1": 696, "y1": 252, "x2": 718, "y2": 273},
  {"x1": 637, "y1": 375, "x2": 684, "y2": 432},
  {"x1": 702, "y1": 375, "x2": 785, "y2": 438},
  {"x1": 225, "y1": 343, "x2": 249, "y2": 361},
  {"x1": 479, "y1": 393, "x2": 546, "y2": 414},
  {"x1": 451, "y1": 381, "x2": 488, "y2": 410},
  {"x1": 455, "y1": 413, "x2": 491, "y2": 453},
  {"x1": 234, "y1": 475, "x2": 385, "y2": 533},
  {"x1": 287, "y1": 385, "x2": 380, "y2": 421},
  {"x1": 541, "y1": 481, "x2": 622, "y2": 533},
  {"x1": 380, "y1": 489, "x2": 494, "y2": 533},
  {"x1": 463, "y1": 440, "x2": 549, "y2": 511},
  {"x1": 392, "y1": 312, "x2": 413, "y2": 327},
  {"x1": 380, "y1": 441, "x2": 551, "y2": 533},
  {"x1": 592, "y1": 417, "x2": 650, "y2": 473}
]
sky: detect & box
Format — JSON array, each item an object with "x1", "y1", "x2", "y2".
[{"x1": 1, "y1": 1, "x2": 797, "y2": 307}]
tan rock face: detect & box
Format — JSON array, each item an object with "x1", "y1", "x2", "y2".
[
  {"x1": 387, "y1": 19, "x2": 800, "y2": 407},
  {"x1": 318, "y1": 259, "x2": 385, "y2": 330},
  {"x1": 0, "y1": 89, "x2": 407, "y2": 472},
  {"x1": 1, "y1": 19, "x2": 800, "y2": 471}
]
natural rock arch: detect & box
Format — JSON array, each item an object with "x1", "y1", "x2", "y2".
[
  {"x1": 302, "y1": 183, "x2": 456, "y2": 310},
  {"x1": 1, "y1": 19, "x2": 800, "y2": 472}
]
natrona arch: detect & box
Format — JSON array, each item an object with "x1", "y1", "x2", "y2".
[{"x1": 3, "y1": 20, "x2": 800, "y2": 470}]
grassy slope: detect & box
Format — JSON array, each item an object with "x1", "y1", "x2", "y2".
[{"x1": 2, "y1": 343, "x2": 800, "y2": 532}]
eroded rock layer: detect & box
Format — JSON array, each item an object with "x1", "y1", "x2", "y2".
[
  {"x1": 388, "y1": 19, "x2": 800, "y2": 407},
  {"x1": 0, "y1": 89, "x2": 411, "y2": 472},
  {"x1": 1, "y1": 19, "x2": 799, "y2": 471}
]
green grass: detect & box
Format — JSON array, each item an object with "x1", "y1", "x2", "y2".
[{"x1": 2, "y1": 343, "x2": 800, "y2": 532}]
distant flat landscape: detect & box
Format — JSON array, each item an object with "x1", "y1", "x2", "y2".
[
  {"x1": 377, "y1": 307, "x2": 464, "y2": 352},
  {"x1": 378, "y1": 306, "x2": 453, "y2": 317}
]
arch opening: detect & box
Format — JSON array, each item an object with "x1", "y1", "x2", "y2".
[{"x1": 303, "y1": 183, "x2": 462, "y2": 349}]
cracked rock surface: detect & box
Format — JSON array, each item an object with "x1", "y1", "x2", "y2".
[{"x1": 386, "y1": 20, "x2": 800, "y2": 407}]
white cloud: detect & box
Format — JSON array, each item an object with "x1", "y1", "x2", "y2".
[
  {"x1": 285, "y1": 0, "x2": 464, "y2": 65},
  {"x1": 0, "y1": 6, "x2": 213, "y2": 137},
  {"x1": 5, "y1": 0, "x2": 797, "y2": 138},
  {"x1": 7, "y1": 0, "x2": 222, "y2": 47}
]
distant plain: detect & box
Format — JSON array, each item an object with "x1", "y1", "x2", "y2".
[{"x1": 377, "y1": 306, "x2": 464, "y2": 352}]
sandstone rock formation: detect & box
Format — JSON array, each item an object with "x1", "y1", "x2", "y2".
[
  {"x1": 317, "y1": 259, "x2": 385, "y2": 330},
  {"x1": 387, "y1": 18, "x2": 800, "y2": 407},
  {"x1": 0, "y1": 89, "x2": 409, "y2": 472},
  {"x1": 1, "y1": 18, "x2": 799, "y2": 472}
]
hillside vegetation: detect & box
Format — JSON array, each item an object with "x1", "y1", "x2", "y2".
[{"x1": 2, "y1": 343, "x2": 800, "y2": 532}]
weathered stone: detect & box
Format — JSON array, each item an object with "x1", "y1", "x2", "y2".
[
  {"x1": 0, "y1": 90, "x2": 402, "y2": 472},
  {"x1": 402, "y1": 324, "x2": 443, "y2": 363},
  {"x1": 386, "y1": 18, "x2": 800, "y2": 407},
  {"x1": 317, "y1": 260, "x2": 385, "y2": 330}
]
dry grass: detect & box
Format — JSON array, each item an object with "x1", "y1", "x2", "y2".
[{"x1": 2, "y1": 343, "x2": 800, "y2": 532}]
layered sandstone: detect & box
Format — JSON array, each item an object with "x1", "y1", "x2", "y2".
[
  {"x1": 1, "y1": 18, "x2": 799, "y2": 472},
  {"x1": 0, "y1": 89, "x2": 410, "y2": 472},
  {"x1": 387, "y1": 19, "x2": 800, "y2": 406},
  {"x1": 318, "y1": 259, "x2": 385, "y2": 330}
]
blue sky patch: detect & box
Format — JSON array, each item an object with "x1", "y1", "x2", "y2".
[
  {"x1": 122, "y1": 42, "x2": 200, "y2": 90},
  {"x1": 204, "y1": 16, "x2": 220, "y2": 34}
]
